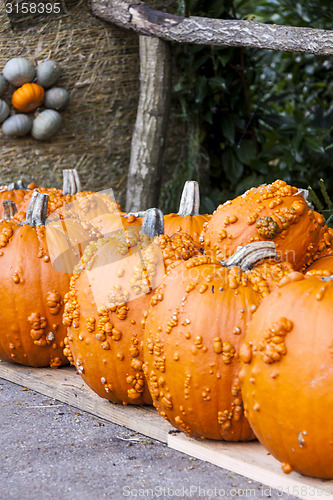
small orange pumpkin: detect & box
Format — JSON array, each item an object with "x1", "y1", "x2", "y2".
[{"x1": 12, "y1": 83, "x2": 45, "y2": 112}]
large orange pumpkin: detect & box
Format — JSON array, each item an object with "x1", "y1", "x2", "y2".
[
  {"x1": 63, "y1": 210, "x2": 200, "y2": 405},
  {"x1": 0, "y1": 191, "x2": 70, "y2": 368},
  {"x1": 240, "y1": 273, "x2": 333, "y2": 478},
  {"x1": 12, "y1": 83, "x2": 45, "y2": 112},
  {"x1": 201, "y1": 180, "x2": 329, "y2": 271},
  {"x1": 143, "y1": 243, "x2": 278, "y2": 441},
  {"x1": 164, "y1": 181, "x2": 211, "y2": 246}
]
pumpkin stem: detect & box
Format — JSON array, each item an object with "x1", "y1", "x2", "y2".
[
  {"x1": 3, "y1": 200, "x2": 17, "y2": 219},
  {"x1": 62, "y1": 169, "x2": 81, "y2": 196},
  {"x1": 221, "y1": 241, "x2": 278, "y2": 271},
  {"x1": 7, "y1": 179, "x2": 27, "y2": 190},
  {"x1": 141, "y1": 208, "x2": 164, "y2": 237},
  {"x1": 294, "y1": 188, "x2": 314, "y2": 210},
  {"x1": 124, "y1": 211, "x2": 147, "y2": 218},
  {"x1": 177, "y1": 181, "x2": 200, "y2": 216},
  {"x1": 24, "y1": 190, "x2": 49, "y2": 226}
]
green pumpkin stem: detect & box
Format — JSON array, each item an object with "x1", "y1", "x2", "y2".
[
  {"x1": 3, "y1": 200, "x2": 17, "y2": 220},
  {"x1": 221, "y1": 241, "x2": 278, "y2": 271},
  {"x1": 141, "y1": 208, "x2": 164, "y2": 237},
  {"x1": 178, "y1": 181, "x2": 200, "y2": 216},
  {"x1": 62, "y1": 169, "x2": 81, "y2": 196},
  {"x1": 24, "y1": 190, "x2": 49, "y2": 226}
]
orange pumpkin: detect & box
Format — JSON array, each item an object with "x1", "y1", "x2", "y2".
[
  {"x1": 164, "y1": 181, "x2": 211, "y2": 246},
  {"x1": 63, "y1": 210, "x2": 200, "y2": 405},
  {"x1": 143, "y1": 244, "x2": 277, "y2": 441},
  {"x1": 17, "y1": 169, "x2": 91, "y2": 215},
  {"x1": 12, "y1": 83, "x2": 45, "y2": 112},
  {"x1": 246, "y1": 259, "x2": 295, "y2": 293},
  {"x1": 201, "y1": 180, "x2": 329, "y2": 271},
  {"x1": 240, "y1": 273, "x2": 333, "y2": 478},
  {"x1": 0, "y1": 191, "x2": 70, "y2": 368},
  {"x1": 0, "y1": 181, "x2": 32, "y2": 219},
  {"x1": 304, "y1": 255, "x2": 333, "y2": 279}
]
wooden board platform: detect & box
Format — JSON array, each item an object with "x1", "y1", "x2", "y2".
[{"x1": 0, "y1": 360, "x2": 332, "y2": 500}]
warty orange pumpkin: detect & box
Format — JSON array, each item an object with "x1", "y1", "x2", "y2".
[
  {"x1": 143, "y1": 242, "x2": 279, "y2": 441},
  {"x1": 0, "y1": 191, "x2": 70, "y2": 368},
  {"x1": 17, "y1": 169, "x2": 93, "y2": 215},
  {"x1": 0, "y1": 180, "x2": 31, "y2": 219},
  {"x1": 63, "y1": 210, "x2": 200, "y2": 405},
  {"x1": 305, "y1": 255, "x2": 333, "y2": 277},
  {"x1": 239, "y1": 272, "x2": 333, "y2": 478},
  {"x1": 201, "y1": 180, "x2": 329, "y2": 271}
]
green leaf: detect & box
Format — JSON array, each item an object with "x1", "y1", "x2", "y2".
[
  {"x1": 319, "y1": 179, "x2": 333, "y2": 209},
  {"x1": 208, "y1": 76, "x2": 227, "y2": 91},
  {"x1": 236, "y1": 140, "x2": 257, "y2": 165},
  {"x1": 308, "y1": 186, "x2": 324, "y2": 211},
  {"x1": 222, "y1": 150, "x2": 244, "y2": 184},
  {"x1": 221, "y1": 116, "x2": 235, "y2": 144},
  {"x1": 195, "y1": 76, "x2": 208, "y2": 104},
  {"x1": 304, "y1": 136, "x2": 325, "y2": 153}
]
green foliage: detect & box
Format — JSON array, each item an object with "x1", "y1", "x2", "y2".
[
  {"x1": 161, "y1": 0, "x2": 333, "y2": 213},
  {"x1": 308, "y1": 180, "x2": 333, "y2": 228}
]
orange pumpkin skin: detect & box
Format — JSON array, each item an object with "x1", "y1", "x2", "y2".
[
  {"x1": 91, "y1": 212, "x2": 143, "y2": 236},
  {"x1": 18, "y1": 187, "x2": 96, "y2": 216},
  {"x1": 143, "y1": 255, "x2": 271, "y2": 441},
  {"x1": 0, "y1": 218, "x2": 70, "y2": 368},
  {"x1": 71, "y1": 192, "x2": 123, "y2": 223},
  {"x1": 305, "y1": 255, "x2": 333, "y2": 277},
  {"x1": 0, "y1": 186, "x2": 30, "y2": 218},
  {"x1": 63, "y1": 229, "x2": 199, "y2": 405},
  {"x1": 239, "y1": 274, "x2": 333, "y2": 478},
  {"x1": 248, "y1": 259, "x2": 295, "y2": 293},
  {"x1": 12, "y1": 83, "x2": 45, "y2": 112},
  {"x1": 164, "y1": 213, "x2": 211, "y2": 247},
  {"x1": 18, "y1": 187, "x2": 70, "y2": 215},
  {"x1": 201, "y1": 180, "x2": 328, "y2": 271}
]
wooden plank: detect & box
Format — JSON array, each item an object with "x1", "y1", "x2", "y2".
[
  {"x1": 0, "y1": 361, "x2": 172, "y2": 443},
  {"x1": 168, "y1": 434, "x2": 333, "y2": 500},
  {"x1": 1, "y1": 360, "x2": 333, "y2": 499}
]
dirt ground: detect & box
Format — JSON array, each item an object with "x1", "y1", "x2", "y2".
[{"x1": 0, "y1": 378, "x2": 294, "y2": 500}]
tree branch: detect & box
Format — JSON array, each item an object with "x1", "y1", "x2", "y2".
[
  {"x1": 91, "y1": 0, "x2": 333, "y2": 56},
  {"x1": 125, "y1": 35, "x2": 171, "y2": 211}
]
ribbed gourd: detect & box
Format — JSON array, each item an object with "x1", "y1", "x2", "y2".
[
  {"x1": 2, "y1": 114, "x2": 32, "y2": 137},
  {"x1": 3, "y1": 57, "x2": 36, "y2": 87}
]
